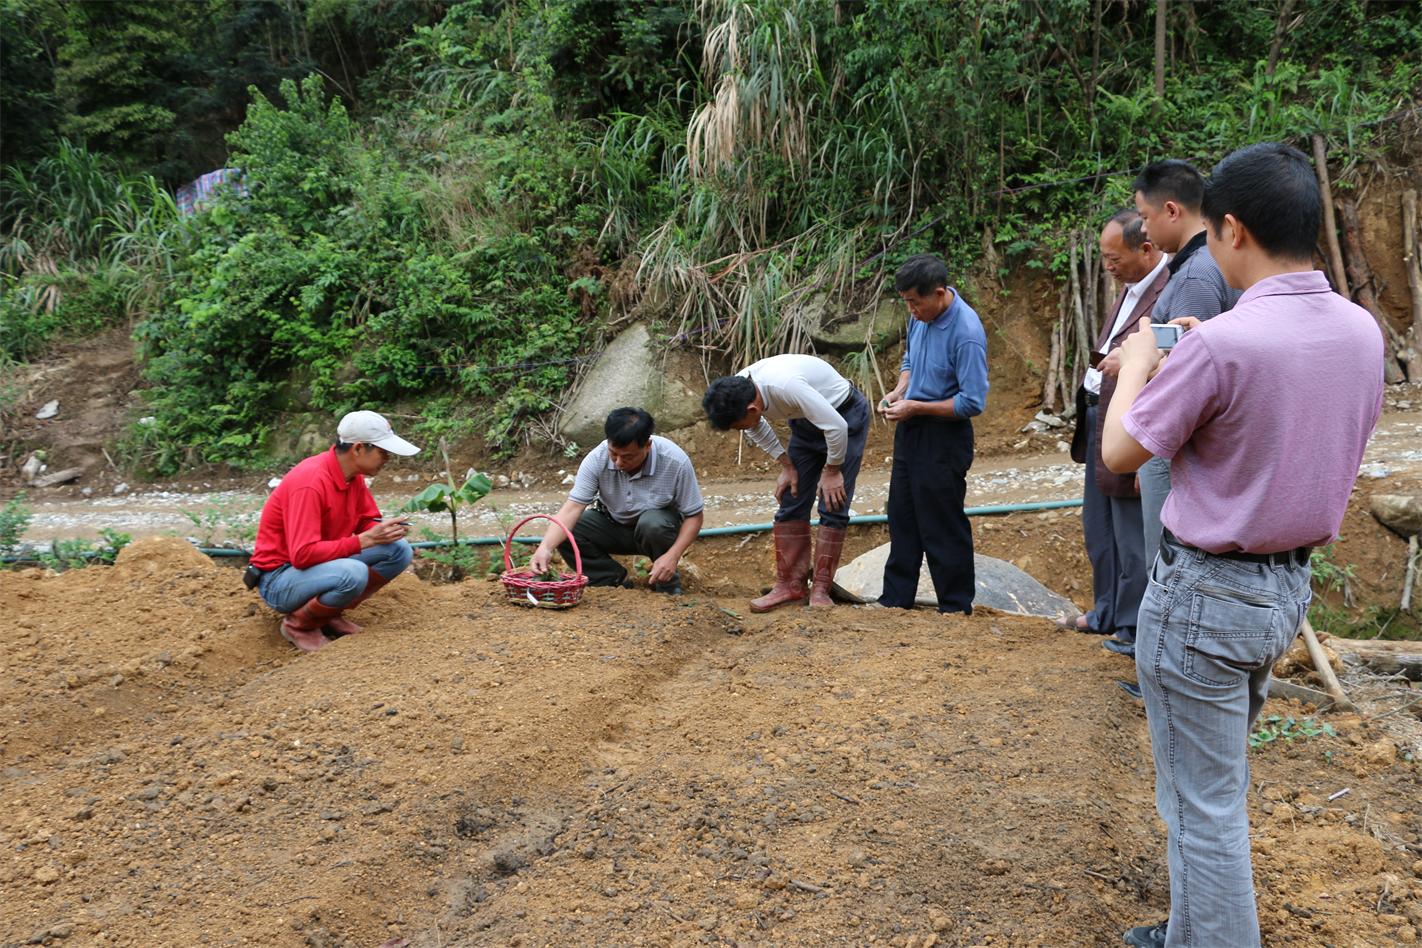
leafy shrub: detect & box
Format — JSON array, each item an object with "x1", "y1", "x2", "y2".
[{"x1": 0, "y1": 494, "x2": 33, "y2": 557}]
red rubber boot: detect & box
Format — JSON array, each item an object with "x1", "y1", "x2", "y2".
[
  {"x1": 750, "y1": 521, "x2": 811, "y2": 613},
  {"x1": 322, "y1": 568, "x2": 392, "y2": 636},
  {"x1": 280, "y1": 597, "x2": 344, "y2": 652},
  {"x1": 808, "y1": 525, "x2": 846, "y2": 608}
]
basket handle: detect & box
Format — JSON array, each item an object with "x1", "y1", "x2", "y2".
[{"x1": 503, "y1": 513, "x2": 583, "y2": 577}]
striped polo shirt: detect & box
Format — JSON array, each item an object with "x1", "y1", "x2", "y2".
[{"x1": 568, "y1": 435, "x2": 704, "y2": 525}]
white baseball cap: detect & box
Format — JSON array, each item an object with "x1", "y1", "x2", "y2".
[{"x1": 336, "y1": 410, "x2": 420, "y2": 456}]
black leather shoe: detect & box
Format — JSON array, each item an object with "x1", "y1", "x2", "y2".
[
  {"x1": 1103, "y1": 638, "x2": 1136, "y2": 659},
  {"x1": 1123, "y1": 920, "x2": 1167, "y2": 947},
  {"x1": 651, "y1": 575, "x2": 682, "y2": 595},
  {"x1": 1115, "y1": 680, "x2": 1143, "y2": 701}
]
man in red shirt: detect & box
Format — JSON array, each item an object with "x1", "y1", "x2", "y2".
[{"x1": 248, "y1": 411, "x2": 420, "y2": 651}]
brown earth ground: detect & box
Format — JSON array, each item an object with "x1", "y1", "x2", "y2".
[
  {"x1": 4, "y1": 175, "x2": 1422, "y2": 947},
  {"x1": 3, "y1": 524, "x2": 1421, "y2": 948}
]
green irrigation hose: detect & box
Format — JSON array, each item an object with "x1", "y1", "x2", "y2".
[{"x1": 0, "y1": 498, "x2": 1081, "y2": 563}]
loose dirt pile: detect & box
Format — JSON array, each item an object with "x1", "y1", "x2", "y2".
[{"x1": 3, "y1": 537, "x2": 1420, "y2": 948}]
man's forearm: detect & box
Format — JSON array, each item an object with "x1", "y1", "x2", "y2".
[
  {"x1": 912, "y1": 397, "x2": 957, "y2": 418},
  {"x1": 539, "y1": 500, "x2": 586, "y2": 549},
  {"x1": 667, "y1": 513, "x2": 703, "y2": 559},
  {"x1": 1101, "y1": 364, "x2": 1153, "y2": 472}
]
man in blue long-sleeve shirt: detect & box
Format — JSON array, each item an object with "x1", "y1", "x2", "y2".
[{"x1": 878, "y1": 254, "x2": 989, "y2": 614}]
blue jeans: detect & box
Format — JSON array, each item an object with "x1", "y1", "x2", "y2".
[
  {"x1": 1140, "y1": 455, "x2": 1171, "y2": 568},
  {"x1": 258, "y1": 540, "x2": 414, "y2": 614},
  {"x1": 1136, "y1": 533, "x2": 1310, "y2": 947}
]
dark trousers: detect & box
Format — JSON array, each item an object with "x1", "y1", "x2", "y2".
[
  {"x1": 559, "y1": 505, "x2": 682, "y2": 587},
  {"x1": 775, "y1": 388, "x2": 871, "y2": 529},
  {"x1": 1081, "y1": 403, "x2": 1116, "y2": 631},
  {"x1": 1080, "y1": 403, "x2": 1148, "y2": 640},
  {"x1": 879, "y1": 416, "x2": 975, "y2": 614}
]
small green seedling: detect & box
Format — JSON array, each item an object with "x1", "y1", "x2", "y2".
[
  {"x1": 404, "y1": 471, "x2": 492, "y2": 547},
  {"x1": 1248, "y1": 714, "x2": 1336, "y2": 750}
]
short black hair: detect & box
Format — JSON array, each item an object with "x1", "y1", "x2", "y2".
[
  {"x1": 605, "y1": 407, "x2": 654, "y2": 447},
  {"x1": 1202, "y1": 142, "x2": 1320, "y2": 262},
  {"x1": 334, "y1": 441, "x2": 354, "y2": 453},
  {"x1": 1105, "y1": 208, "x2": 1149, "y2": 251},
  {"x1": 702, "y1": 376, "x2": 757, "y2": 430},
  {"x1": 894, "y1": 254, "x2": 949, "y2": 296},
  {"x1": 1133, "y1": 159, "x2": 1205, "y2": 212}
]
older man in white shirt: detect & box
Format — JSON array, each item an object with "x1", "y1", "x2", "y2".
[
  {"x1": 1063, "y1": 209, "x2": 1169, "y2": 667},
  {"x1": 704, "y1": 354, "x2": 870, "y2": 612}
]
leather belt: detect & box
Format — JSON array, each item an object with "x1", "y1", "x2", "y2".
[{"x1": 1162, "y1": 529, "x2": 1310, "y2": 567}]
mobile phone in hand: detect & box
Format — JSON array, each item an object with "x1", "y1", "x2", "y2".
[{"x1": 1150, "y1": 323, "x2": 1183, "y2": 350}]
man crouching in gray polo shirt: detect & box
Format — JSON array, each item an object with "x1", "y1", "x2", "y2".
[{"x1": 529, "y1": 407, "x2": 705, "y2": 593}]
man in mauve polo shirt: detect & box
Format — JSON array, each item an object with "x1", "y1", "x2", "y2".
[
  {"x1": 1132, "y1": 159, "x2": 1242, "y2": 570},
  {"x1": 1103, "y1": 143, "x2": 1383, "y2": 948},
  {"x1": 249, "y1": 411, "x2": 420, "y2": 652}
]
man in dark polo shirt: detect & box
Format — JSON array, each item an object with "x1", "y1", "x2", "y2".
[
  {"x1": 530, "y1": 407, "x2": 704, "y2": 593},
  {"x1": 249, "y1": 411, "x2": 420, "y2": 652},
  {"x1": 878, "y1": 254, "x2": 989, "y2": 614},
  {"x1": 1104, "y1": 143, "x2": 1383, "y2": 948}
]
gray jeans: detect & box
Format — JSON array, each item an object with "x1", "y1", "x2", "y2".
[
  {"x1": 1140, "y1": 454, "x2": 1171, "y2": 567},
  {"x1": 1136, "y1": 533, "x2": 1311, "y2": 947},
  {"x1": 259, "y1": 540, "x2": 414, "y2": 613}
]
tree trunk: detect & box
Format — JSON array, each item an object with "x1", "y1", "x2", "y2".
[
  {"x1": 1265, "y1": 0, "x2": 1298, "y2": 78},
  {"x1": 1043, "y1": 313, "x2": 1062, "y2": 412},
  {"x1": 1339, "y1": 196, "x2": 1405, "y2": 383},
  {"x1": 1153, "y1": 0, "x2": 1167, "y2": 97},
  {"x1": 1402, "y1": 189, "x2": 1422, "y2": 380},
  {"x1": 1085, "y1": 230, "x2": 1100, "y2": 346},
  {"x1": 1311, "y1": 134, "x2": 1350, "y2": 296},
  {"x1": 1068, "y1": 234, "x2": 1091, "y2": 394}
]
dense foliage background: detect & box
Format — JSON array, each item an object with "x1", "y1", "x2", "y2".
[{"x1": 2, "y1": 0, "x2": 1418, "y2": 473}]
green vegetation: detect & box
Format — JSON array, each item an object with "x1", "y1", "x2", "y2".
[
  {"x1": 3, "y1": 0, "x2": 1418, "y2": 473},
  {"x1": 1248, "y1": 714, "x2": 1336, "y2": 751},
  {"x1": 0, "y1": 493, "x2": 131, "y2": 569},
  {"x1": 0, "y1": 494, "x2": 32, "y2": 557},
  {"x1": 1309, "y1": 544, "x2": 1421, "y2": 641}
]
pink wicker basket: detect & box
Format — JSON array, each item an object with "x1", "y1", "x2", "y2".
[{"x1": 499, "y1": 514, "x2": 588, "y2": 609}]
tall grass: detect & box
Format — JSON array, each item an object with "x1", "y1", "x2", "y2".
[
  {"x1": 591, "y1": 0, "x2": 907, "y2": 370},
  {"x1": 1, "y1": 140, "x2": 191, "y2": 359}
]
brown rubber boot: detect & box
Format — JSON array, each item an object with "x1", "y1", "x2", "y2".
[
  {"x1": 279, "y1": 597, "x2": 344, "y2": 652},
  {"x1": 750, "y1": 521, "x2": 811, "y2": 613},
  {"x1": 808, "y1": 525, "x2": 846, "y2": 608},
  {"x1": 323, "y1": 568, "x2": 392, "y2": 636}
]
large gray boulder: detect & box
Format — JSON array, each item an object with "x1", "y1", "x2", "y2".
[
  {"x1": 803, "y1": 295, "x2": 905, "y2": 353},
  {"x1": 558, "y1": 324, "x2": 706, "y2": 449},
  {"x1": 1370, "y1": 494, "x2": 1422, "y2": 538},
  {"x1": 833, "y1": 542, "x2": 1076, "y2": 620}
]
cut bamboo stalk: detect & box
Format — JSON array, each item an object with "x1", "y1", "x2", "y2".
[
  {"x1": 1298, "y1": 616, "x2": 1355, "y2": 712},
  {"x1": 1402, "y1": 189, "x2": 1422, "y2": 380},
  {"x1": 1268, "y1": 677, "x2": 1335, "y2": 709},
  {"x1": 1311, "y1": 134, "x2": 1351, "y2": 297},
  {"x1": 1402, "y1": 534, "x2": 1418, "y2": 613}
]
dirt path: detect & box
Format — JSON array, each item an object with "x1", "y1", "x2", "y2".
[
  {"x1": 17, "y1": 451, "x2": 1087, "y2": 545},
  {"x1": 15, "y1": 406, "x2": 1422, "y2": 546},
  {"x1": 2, "y1": 538, "x2": 1419, "y2": 947}
]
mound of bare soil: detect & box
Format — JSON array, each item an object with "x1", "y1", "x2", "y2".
[{"x1": 2, "y1": 537, "x2": 1420, "y2": 947}]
